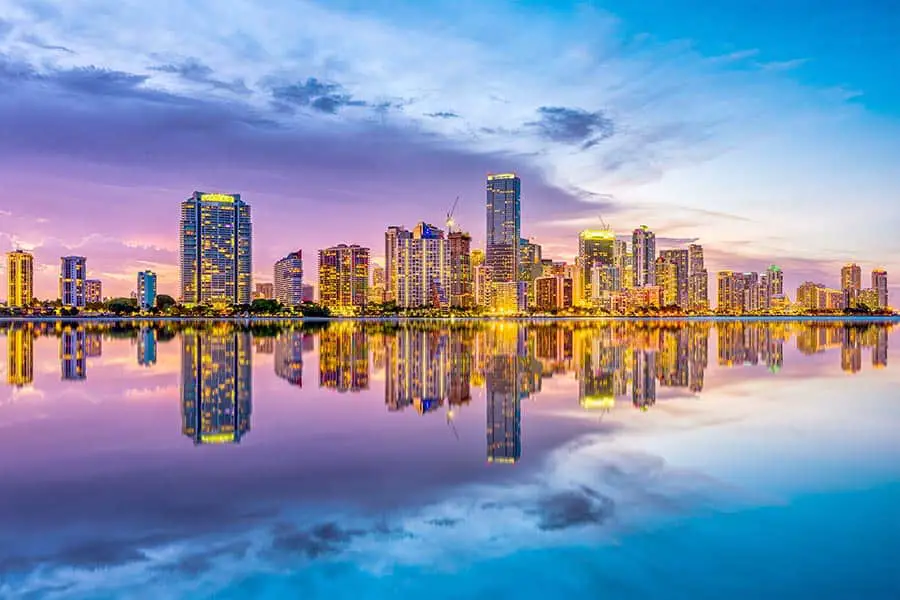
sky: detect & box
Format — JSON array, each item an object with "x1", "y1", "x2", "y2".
[{"x1": 0, "y1": 0, "x2": 898, "y2": 300}]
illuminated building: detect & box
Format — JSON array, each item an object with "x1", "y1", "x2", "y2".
[
  {"x1": 626, "y1": 285, "x2": 663, "y2": 310},
  {"x1": 59, "y1": 256, "x2": 87, "y2": 308},
  {"x1": 614, "y1": 239, "x2": 629, "y2": 289},
  {"x1": 688, "y1": 244, "x2": 708, "y2": 311},
  {"x1": 384, "y1": 226, "x2": 411, "y2": 303},
  {"x1": 872, "y1": 268, "x2": 889, "y2": 309},
  {"x1": 274, "y1": 331, "x2": 304, "y2": 386},
  {"x1": 765, "y1": 265, "x2": 784, "y2": 309},
  {"x1": 841, "y1": 334, "x2": 862, "y2": 373},
  {"x1": 796, "y1": 281, "x2": 822, "y2": 310},
  {"x1": 474, "y1": 264, "x2": 493, "y2": 307},
  {"x1": 590, "y1": 264, "x2": 621, "y2": 299},
  {"x1": 84, "y1": 279, "x2": 102, "y2": 304},
  {"x1": 632, "y1": 225, "x2": 656, "y2": 287},
  {"x1": 137, "y1": 270, "x2": 157, "y2": 310},
  {"x1": 396, "y1": 222, "x2": 450, "y2": 308},
  {"x1": 6, "y1": 250, "x2": 33, "y2": 308},
  {"x1": 181, "y1": 327, "x2": 252, "y2": 445},
  {"x1": 797, "y1": 281, "x2": 844, "y2": 311},
  {"x1": 471, "y1": 248, "x2": 485, "y2": 268},
  {"x1": 319, "y1": 325, "x2": 369, "y2": 392},
  {"x1": 60, "y1": 327, "x2": 86, "y2": 380},
  {"x1": 841, "y1": 263, "x2": 861, "y2": 305},
  {"x1": 273, "y1": 250, "x2": 304, "y2": 307},
  {"x1": 485, "y1": 327, "x2": 524, "y2": 464},
  {"x1": 448, "y1": 231, "x2": 474, "y2": 308},
  {"x1": 577, "y1": 228, "x2": 615, "y2": 304},
  {"x1": 137, "y1": 327, "x2": 157, "y2": 366},
  {"x1": 655, "y1": 257, "x2": 678, "y2": 307},
  {"x1": 857, "y1": 288, "x2": 879, "y2": 311},
  {"x1": 492, "y1": 281, "x2": 527, "y2": 313},
  {"x1": 7, "y1": 325, "x2": 34, "y2": 386},
  {"x1": 659, "y1": 249, "x2": 689, "y2": 308},
  {"x1": 534, "y1": 275, "x2": 573, "y2": 311},
  {"x1": 486, "y1": 173, "x2": 521, "y2": 288},
  {"x1": 576, "y1": 333, "x2": 618, "y2": 410},
  {"x1": 179, "y1": 191, "x2": 252, "y2": 306},
  {"x1": 632, "y1": 351, "x2": 656, "y2": 410},
  {"x1": 317, "y1": 244, "x2": 370, "y2": 309},
  {"x1": 519, "y1": 238, "x2": 542, "y2": 306},
  {"x1": 369, "y1": 264, "x2": 386, "y2": 305},
  {"x1": 254, "y1": 282, "x2": 275, "y2": 300}
]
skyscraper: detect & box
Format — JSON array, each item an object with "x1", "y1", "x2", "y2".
[
  {"x1": 766, "y1": 265, "x2": 784, "y2": 306},
  {"x1": 181, "y1": 327, "x2": 252, "y2": 445},
  {"x1": 873, "y1": 268, "x2": 889, "y2": 309},
  {"x1": 659, "y1": 249, "x2": 689, "y2": 308},
  {"x1": 179, "y1": 191, "x2": 252, "y2": 306},
  {"x1": 655, "y1": 257, "x2": 678, "y2": 306},
  {"x1": 841, "y1": 263, "x2": 862, "y2": 304},
  {"x1": 717, "y1": 271, "x2": 739, "y2": 313},
  {"x1": 518, "y1": 237, "x2": 542, "y2": 306},
  {"x1": 448, "y1": 231, "x2": 474, "y2": 308},
  {"x1": 318, "y1": 244, "x2": 369, "y2": 309},
  {"x1": 688, "y1": 244, "x2": 708, "y2": 311},
  {"x1": 85, "y1": 279, "x2": 102, "y2": 304},
  {"x1": 137, "y1": 270, "x2": 158, "y2": 310},
  {"x1": 59, "y1": 256, "x2": 86, "y2": 308},
  {"x1": 273, "y1": 251, "x2": 304, "y2": 307},
  {"x1": 369, "y1": 264, "x2": 386, "y2": 304},
  {"x1": 384, "y1": 225, "x2": 412, "y2": 303},
  {"x1": 486, "y1": 173, "x2": 521, "y2": 287},
  {"x1": 396, "y1": 222, "x2": 450, "y2": 308},
  {"x1": 578, "y1": 229, "x2": 616, "y2": 304},
  {"x1": 632, "y1": 226, "x2": 656, "y2": 287},
  {"x1": 6, "y1": 250, "x2": 33, "y2": 309}
]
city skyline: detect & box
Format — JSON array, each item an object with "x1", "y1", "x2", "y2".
[{"x1": 0, "y1": 1, "x2": 897, "y2": 302}]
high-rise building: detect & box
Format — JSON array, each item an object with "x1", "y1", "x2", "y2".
[
  {"x1": 6, "y1": 250, "x2": 33, "y2": 309},
  {"x1": 137, "y1": 270, "x2": 157, "y2": 310},
  {"x1": 765, "y1": 265, "x2": 784, "y2": 307},
  {"x1": 717, "y1": 271, "x2": 739, "y2": 313},
  {"x1": 474, "y1": 264, "x2": 493, "y2": 307},
  {"x1": 534, "y1": 275, "x2": 573, "y2": 311},
  {"x1": 655, "y1": 258, "x2": 678, "y2": 306},
  {"x1": 659, "y1": 249, "x2": 689, "y2": 308},
  {"x1": 688, "y1": 244, "x2": 708, "y2": 311},
  {"x1": 872, "y1": 269, "x2": 889, "y2": 309},
  {"x1": 578, "y1": 229, "x2": 615, "y2": 304},
  {"x1": 318, "y1": 244, "x2": 369, "y2": 309},
  {"x1": 396, "y1": 223, "x2": 450, "y2": 308},
  {"x1": 59, "y1": 256, "x2": 87, "y2": 308},
  {"x1": 614, "y1": 239, "x2": 630, "y2": 289},
  {"x1": 448, "y1": 231, "x2": 474, "y2": 308},
  {"x1": 486, "y1": 173, "x2": 521, "y2": 286},
  {"x1": 181, "y1": 327, "x2": 252, "y2": 445},
  {"x1": 841, "y1": 263, "x2": 862, "y2": 304},
  {"x1": 796, "y1": 281, "x2": 822, "y2": 310},
  {"x1": 369, "y1": 264, "x2": 386, "y2": 305},
  {"x1": 7, "y1": 325, "x2": 34, "y2": 386},
  {"x1": 518, "y1": 238, "x2": 542, "y2": 306},
  {"x1": 632, "y1": 226, "x2": 656, "y2": 287},
  {"x1": 254, "y1": 283, "x2": 274, "y2": 300},
  {"x1": 85, "y1": 279, "x2": 102, "y2": 304},
  {"x1": 273, "y1": 251, "x2": 304, "y2": 307},
  {"x1": 179, "y1": 191, "x2": 252, "y2": 306},
  {"x1": 384, "y1": 226, "x2": 412, "y2": 303}
]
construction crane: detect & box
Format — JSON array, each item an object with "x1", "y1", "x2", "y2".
[
  {"x1": 598, "y1": 215, "x2": 609, "y2": 230},
  {"x1": 446, "y1": 196, "x2": 460, "y2": 233}
]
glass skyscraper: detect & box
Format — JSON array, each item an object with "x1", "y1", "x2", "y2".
[
  {"x1": 179, "y1": 192, "x2": 252, "y2": 306},
  {"x1": 486, "y1": 173, "x2": 521, "y2": 287}
]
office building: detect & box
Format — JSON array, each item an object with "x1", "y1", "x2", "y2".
[
  {"x1": 486, "y1": 173, "x2": 521, "y2": 286},
  {"x1": 85, "y1": 279, "x2": 102, "y2": 304},
  {"x1": 632, "y1": 226, "x2": 656, "y2": 287},
  {"x1": 578, "y1": 229, "x2": 616, "y2": 304},
  {"x1": 6, "y1": 250, "x2": 33, "y2": 308},
  {"x1": 318, "y1": 244, "x2": 369, "y2": 309},
  {"x1": 59, "y1": 256, "x2": 87, "y2": 308},
  {"x1": 765, "y1": 265, "x2": 784, "y2": 308},
  {"x1": 137, "y1": 270, "x2": 158, "y2": 310},
  {"x1": 273, "y1": 251, "x2": 304, "y2": 307},
  {"x1": 688, "y1": 244, "x2": 708, "y2": 311},
  {"x1": 841, "y1": 263, "x2": 862, "y2": 304},
  {"x1": 395, "y1": 222, "x2": 450, "y2": 308},
  {"x1": 448, "y1": 231, "x2": 474, "y2": 308},
  {"x1": 659, "y1": 249, "x2": 689, "y2": 308},
  {"x1": 655, "y1": 257, "x2": 678, "y2": 306},
  {"x1": 179, "y1": 191, "x2": 252, "y2": 305},
  {"x1": 535, "y1": 275, "x2": 573, "y2": 311},
  {"x1": 873, "y1": 269, "x2": 889, "y2": 309}
]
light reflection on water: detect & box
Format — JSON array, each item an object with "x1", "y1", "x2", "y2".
[{"x1": 0, "y1": 319, "x2": 898, "y2": 599}]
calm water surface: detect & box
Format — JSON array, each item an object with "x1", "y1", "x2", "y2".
[{"x1": 1, "y1": 319, "x2": 898, "y2": 599}]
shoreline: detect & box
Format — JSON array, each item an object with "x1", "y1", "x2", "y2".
[{"x1": 0, "y1": 314, "x2": 897, "y2": 323}]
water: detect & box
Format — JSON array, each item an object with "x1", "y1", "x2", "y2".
[{"x1": 1, "y1": 319, "x2": 898, "y2": 599}]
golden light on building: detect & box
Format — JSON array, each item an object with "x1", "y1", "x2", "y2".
[{"x1": 6, "y1": 250, "x2": 34, "y2": 308}]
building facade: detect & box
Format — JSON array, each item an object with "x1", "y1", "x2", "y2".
[
  {"x1": 841, "y1": 263, "x2": 862, "y2": 303},
  {"x1": 872, "y1": 269, "x2": 889, "y2": 309},
  {"x1": 448, "y1": 231, "x2": 474, "y2": 308},
  {"x1": 318, "y1": 244, "x2": 369, "y2": 309},
  {"x1": 396, "y1": 222, "x2": 450, "y2": 308},
  {"x1": 85, "y1": 279, "x2": 102, "y2": 304},
  {"x1": 6, "y1": 250, "x2": 33, "y2": 308},
  {"x1": 137, "y1": 270, "x2": 157, "y2": 310},
  {"x1": 578, "y1": 229, "x2": 615, "y2": 305},
  {"x1": 659, "y1": 249, "x2": 689, "y2": 308},
  {"x1": 273, "y1": 251, "x2": 304, "y2": 307},
  {"x1": 535, "y1": 275, "x2": 573, "y2": 311},
  {"x1": 60, "y1": 256, "x2": 87, "y2": 308},
  {"x1": 486, "y1": 173, "x2": 521, "y2": 287},
  {"x1": 632, "y1": 225, "x2": 656, "y2": 287},
  {"x1": 179, "y1": 191, "x2": 252, "y2": 306}
]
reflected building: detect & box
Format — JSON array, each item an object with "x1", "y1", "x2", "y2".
[
  {"x1": 137, "y1": 327, "x2": 158, "y2": 366},
  {"x1": 60, "y1": 328, "x2": 87, "y2": 380},
  {"x1": 181, "y1": 327, "x2": 252, "y2": 445},
  {"x1": 7, "y1": 325, "x2": 34, "y2": 386},
  {"x1": 275, "y1": 331, "x2": 304, "y2": 386},
  {"x1": 485, "y1": 326, "x2": 525, "y2": 464},
  {"x1": 319, "y1": 325, "x2": 369, "y2": 392},
  {"x1": 873, "y1": 327, "x2": 888, "y2": 368},
  {"x1": 85, "y1": 332, "x2": 102, "y2": 358},
  {"x1": 254, "y1": 337, "x2": 275, "y2": 354},
  {"x1": 632, "y1": 351, "x2": 656, "y2": 410}
]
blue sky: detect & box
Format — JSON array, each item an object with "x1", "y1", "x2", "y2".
[{"x1": 0, "y1": 0, "x2": 897, "y2": 299}]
